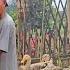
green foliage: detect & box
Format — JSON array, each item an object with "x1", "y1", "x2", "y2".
[
  {"x1": 7, "y1": 3, "x2": 17, "y2": 23},
  {"x1": 9, "y1": 9, "x2": 17, "y2": 22},
  {"x1": 28, "y1": 0, "x2": 53, "y2": 30}
]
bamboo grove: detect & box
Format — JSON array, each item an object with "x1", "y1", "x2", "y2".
[{"x1": 16, "y1": 0, "x2": 70, "y2": 67}]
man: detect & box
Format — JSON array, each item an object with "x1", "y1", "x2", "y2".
[{"x1": 0, "y1": 0, "x2": 18, "y2": 70}]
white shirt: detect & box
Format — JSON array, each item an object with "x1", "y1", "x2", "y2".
[{"x1": 0, "y1": 13, "x2": 18, "y2": 70}]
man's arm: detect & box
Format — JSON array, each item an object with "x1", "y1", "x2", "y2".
[
  {"x1": 0, "y1": 50, "x2": 2, "y2": 54},
  {"x1": 0, "y1": 50, "x2": 6, "y2": 56},
  {"x1": 0, "y1": 23, "x2": 10, "y2": 53},
  {"x1": 0, "y1": 50, "x2": 3, "y2": 57}
]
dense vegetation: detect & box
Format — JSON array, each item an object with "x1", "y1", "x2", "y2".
[{"x1": 7, "y1": 1, "x2": 17, "y2": 22}]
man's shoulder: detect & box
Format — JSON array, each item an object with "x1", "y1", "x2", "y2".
[
  {"x1": 5, "y1": 13, "x2": 15, "y2": 26},
  {"x1": 6, "y1": 13, "x2": 14, "y2": 23}
]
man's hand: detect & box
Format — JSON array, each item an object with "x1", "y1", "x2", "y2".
[
  {"x1": 0, "y1": 50, "x2": 2, "y2": 53},
  {"x1": 0, "y1": 50, "x2": 3, "y2": 56},
  {"x1": 0, "y1": 50, "x2": 2, "y2": 57}
]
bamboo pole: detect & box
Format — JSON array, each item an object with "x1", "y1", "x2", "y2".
[
  {"x1": 16, "y1": 0, "x2": 26, "y2": 60},
  {"x1": 67, "y1": 0, "x2": 70, "y2": 40},
  {"x1": 41, "y1": 0, "x2": 46, "y2": 61}
]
